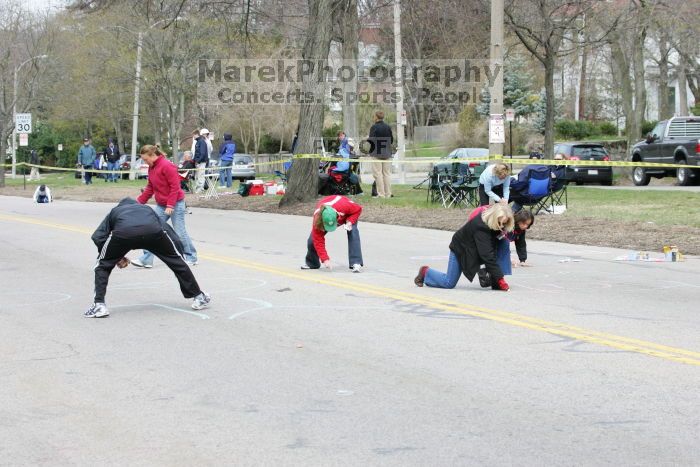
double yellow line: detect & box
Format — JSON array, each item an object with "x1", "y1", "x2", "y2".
[{"x1": 2, "y1": 211, "x2": 700, "y2": 367}]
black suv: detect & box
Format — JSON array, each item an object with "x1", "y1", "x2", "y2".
[
  {"x1": 631, "y1": 117, "x2": 700, "y2": 186},
  {"x1": 553, "y1": 143, "x2": 613, "y2": 186}
]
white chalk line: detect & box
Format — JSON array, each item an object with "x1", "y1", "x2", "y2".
[
  {"x1": 111, "y1": 303, "x2": 210, "y2": 319},
  {"x1": 0, "y1": 292, "x2": 72, "y2": 308}
]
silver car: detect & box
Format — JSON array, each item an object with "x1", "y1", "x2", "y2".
[{"x1": 231, "y1": 154, "x2": 256, "y2": 181}]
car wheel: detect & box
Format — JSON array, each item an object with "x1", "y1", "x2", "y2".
[
  {"x1": 632, "y1": 166, "x2": 650, "y2": 186},
  {"x1": 676, "y1": 159, "x2": 692, "y2": 186}
]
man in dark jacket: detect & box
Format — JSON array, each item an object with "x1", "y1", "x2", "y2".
[
  {"x1": 193, "y1": 128, "x2": 210, "y2": 193},
  {"x1": 367, "y1": 111, "x2": 393, "y2": 198},
  {"x1": 218, "y1": 133, "x2": 236, "y2": 188},
  {"x1": 104, "y1": 138, "x2": 121, "y2": 182},
  {"x1": 86, "y1": 198, "x2": 210, "y2": 318}
]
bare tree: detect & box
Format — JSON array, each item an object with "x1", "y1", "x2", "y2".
[
  {"x1": 280, "y1": 0, "x2": 345, "y2": 206},
  {"x1": 506, "y1": 0, "x2": 617, "y2": 158},
  {"x1": 0, "y1": 2, "x2": 52, "y2": 187}
]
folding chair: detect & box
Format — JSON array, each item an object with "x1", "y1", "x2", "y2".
[
  {"x1": 464, "y1": 164, "x2": 486, "y2": 208},
  {"x1": 535, "y1": 170, "x2": 569, "y2": 214},
  {"x1": 201, "y1": 172, "x2": 220, "y2": 199},
  {"x1": 509, "y1": 165, "x2": 552, "y2": 213}
]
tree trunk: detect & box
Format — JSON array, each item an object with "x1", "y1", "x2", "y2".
[
  {"x1": 657, "y1": 32, "x2": 671, "y2": 120},
  {"x1": 280, "y1": 0, "x2": 341, "y2": 207},
  {"x1": 578, "y1": 41, "x2": 587, "y2": 120},
  {"x1": 678, "y1": 55, "x2": 688, "y2": 116},
  {"x1": 0, "y1": 125, "x2": 6, "y2": 188},
  {"x1": 610, "y1": 36, "x2": 636, "y2": 154},
  {"x1": 632, "y1": 23, "x2": 646, "y2": 140},
  {"x1": 543, "y1": 55, "x2": 556, "y2": 159},
  {"x1": 341, "y1": 0, "x2": 359, "y2": 140}
]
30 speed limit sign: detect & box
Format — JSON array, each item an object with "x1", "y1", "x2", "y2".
[{"x1": 15, "y1": 113, "x2": 32, "y2": 134}]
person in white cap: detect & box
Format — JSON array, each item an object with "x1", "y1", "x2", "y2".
[{"x1": 194, "y1": 128, "x2": 210, "y2": 193}]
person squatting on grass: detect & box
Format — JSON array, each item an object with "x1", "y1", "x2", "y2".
[
  {"x1": 301, "y1": 195, "x2": 364, "y2": 273},
  {"x1": 468, "y1": 206, "x2": 534, "y2": 287},
  {"x1": 86, "y1": 198, "x2": 210, "y2": 318},
  {"x1": 130, "y1": 145, "x2": 198, "y2": 268},
  {"x1": 478, "y1": 162, "x2": 511, "y2": 206},
  {"x1": 414, "y1": 203, "x2": 514, "y2": 291}
]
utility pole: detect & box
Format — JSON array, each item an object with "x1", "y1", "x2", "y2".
[
  {"x1": 489, "y1": 0, "x2": 504, "y2": 161},
  {"x1": 393, "y1": 0, "x2": 406, "y2": 184},
  {"x1": 12, "y1": 55, "x2": 47, "y2": 179},
  {"x1": 130, "y1": 32, "x2": 143, "y2": 180}
]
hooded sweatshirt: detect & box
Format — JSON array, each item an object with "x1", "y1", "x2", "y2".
[{"x1": 219, "y1": 134, "x2": 236, "y2": 162}]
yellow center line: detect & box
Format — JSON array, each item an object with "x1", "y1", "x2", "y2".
[{"x1": 2, "y1": 211, "x2": 699, "y2": 366}]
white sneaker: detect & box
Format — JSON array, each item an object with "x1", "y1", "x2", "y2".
[
  {"x1": 130, "y1": 258, "x2": 152, "y2": 269},
  {"x1": 84, "y1": 302, "x2": 109, "y2": 318},
  {"x1": 192, "y1": 292, "x2": 211, "y2": 310},
  {"x1": 351, "y1": 264, "x2": 363, "y2": 273},
  {"x1": 186, "y1": 260, "x2": 198, "y2": 266}
]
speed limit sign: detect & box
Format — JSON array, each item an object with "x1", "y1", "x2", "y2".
[{"x1": 15, "y1": 113, "x2": 32, "y2": 134}]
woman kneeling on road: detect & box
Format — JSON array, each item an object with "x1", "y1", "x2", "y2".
[
  {"x1": 414, "y1": 203, "x2": 514, "y2": 291},
  {"x1": 301, "y1": 195, "x2": 364, "y2": 273}
]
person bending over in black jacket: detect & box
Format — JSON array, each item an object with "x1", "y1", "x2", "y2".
[
  {"x1": 414, "y1": 203, "x2": 514, "y2": 291},
  {"x1": 86, "y1": 198, "x2": 210, "y2": 318}
]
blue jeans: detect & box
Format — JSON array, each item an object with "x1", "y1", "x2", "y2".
[
  {"x1": 497, "y1": 238, "x2": 512, "y2": 275},
  {"x1": 107, "y1": 161, "x2": 119, "y2": 181},
  {"x1": 219, "y1": 159, "x2": 233, "y2": 187},
  {"x1": 304, "y1": 223, "x2": 363, "y2": 268},
  {"x1": 424, "y1": 251, "x2": 462, "y2": 289},
  {"x1": 138, "y1": 200, "x2": 197, "y2": 265}
]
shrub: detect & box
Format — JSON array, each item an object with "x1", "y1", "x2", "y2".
[
  {"x1": 640, "y1": 120, "x2": 658, "y2": 137},
  {"x1": 598, "y1": 121, "x2": 618, "y2": 136}
]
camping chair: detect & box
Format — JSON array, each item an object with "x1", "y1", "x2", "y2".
[
  {"x1": 509, "y1": 165, "x2": 552, "y2": 213},
  {"x1": 534, "y1": 165, "x2": 569, "y2": 214},
  {"x1": 274, "y1": 160, "x2": 292, "y2": 183},
  {"x1": 179, "y1": 168, "x2": 194, "y2": 193},
  {"x1": 464, "y1": 164, "x2": 486, "y2": 208}
]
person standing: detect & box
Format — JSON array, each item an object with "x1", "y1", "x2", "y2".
[
  {"x1": 194, "y1": 128, "x2": 210, "y2": 193},
  {"x1": 368, "y1": 111, "x2": 393, "y2": 198},
  {"x1": 478, "y1": 162, "x2": 511, "y2": 206},
  {"x1": 218, "y1": 133, "x2": 236, "y2": 188},
  {"x1": 104, "y1": 138, "x2": 121, "y2": 182},
  {"x1": 86, "y1": 198, "x2": 210, "y2": 318},
  {"x1": 78, "y1": 137, "x2": 97, "y2": 185},
  {"x1": 413, "y1": 203, "x2": 514, "y2": 291},
  {"x1": 301, "y1": 195, "x2": 364, "y2": 272},
  {"x1": 29, "y1": 149, "x2": 41, "y2": 181},
  {"x1": 130, "y1": 145, "x2": 198, "y2": 268}
]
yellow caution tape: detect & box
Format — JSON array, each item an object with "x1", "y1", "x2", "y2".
[{"x1": 3, "y1": 154, "x2": 698, "y2": 172}]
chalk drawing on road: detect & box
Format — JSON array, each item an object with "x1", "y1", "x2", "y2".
[
  {"x1": 0, "y1": 292, "x2": 72, "y2": 308},
  {"x1": 111, "y1": 303, "x2": 210, "y2": 319}
]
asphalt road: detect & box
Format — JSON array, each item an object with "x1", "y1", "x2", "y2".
[{"x1": 1, "y1": 196, "x2": 699, "y2": 465}]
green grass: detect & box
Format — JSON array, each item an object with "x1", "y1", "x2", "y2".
[
  {"x1": 4, "y1": 171, "x2": 698, "y2": 228},
  {"x1": 405, "y1": 143, "x2": 451, "y2": 158},
  {"x1": 2, "y1": 171, "x2": 147, "y2": 189},
  {"x1": 564, "y1": 187, "x2": 700, "y2": 227}
]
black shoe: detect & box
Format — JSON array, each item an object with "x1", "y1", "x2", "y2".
[{"x1": 478, "y1": 268, "x2": 491, "y2": 288}]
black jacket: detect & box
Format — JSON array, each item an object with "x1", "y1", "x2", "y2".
[
  {"x1": 92, "y1": 198, "x2": 183, "y2": 252},
  {"x1": 104, "y1": 144, "x2": 121, "y2": 163},
  {"x1": 368, "y1": 120, "x2": 393, "y2": 159},
  {"x1": 449, "y1": 215, "x2": 504, "y2": 282},
  {"x1": 194, "y1": 137, "x2": 208, "y2": 164}
]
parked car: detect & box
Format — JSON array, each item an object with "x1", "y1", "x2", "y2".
[
  {"x1": 630, "y1": 116, "x2": 700, "y2": 186},
  {"x1": 118, "y1": 157, "x2": 149, "y2": 180},
  {"x1": 553, "y1": 142, "x2": 613, "y2": 186},
  {"x1": 231, "y1": 154, "x2": 256, "y2": 181},
  {"x1": 435, "y1": 147, "x2": 489, "y2": 175}
]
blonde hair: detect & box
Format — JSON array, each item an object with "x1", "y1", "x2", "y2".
[
  {"x1": 140, "y1": 144, "x2": 166, "y2": 157},
  {"x1": 493, "y1": 163, "x2": 510, "y2": 178},
  {"x1": 481, "y1": 204, "x2": 514, "y2": 232}
]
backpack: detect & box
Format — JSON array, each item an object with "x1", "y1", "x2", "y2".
[{"x1": 237, "y1": 183, "x2": 251, "y2": 197}]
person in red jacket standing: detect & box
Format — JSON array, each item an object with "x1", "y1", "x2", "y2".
[
  {"x1": 130, "y1": 145, "x2": 198, "y2": 268},
  {"x1": 301, "y1": 195, "x2": 364, "y2": 272}
]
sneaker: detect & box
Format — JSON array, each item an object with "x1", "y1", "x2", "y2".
[
  {"x1": 414, "y1": 266, "x2": 429, "y2": 287},
  {"x1": 130, "y1": 258, "x2": 152, "y2": 269},
  {"x1": 351, "y1": 263, "x2": 363, "y2": 273},
  {"x1": 300, "y1": 264, "x2": 312, "y2": 270},
  {"x1": 84, "y1": 302, "x2": 109, "y2": 318},
  {"x1": 192, "y1": 292, "x2": 211, "y2": 310},
  {"x1": 478, "y1": 268, "x2": 491, "y2": 288},
  {"x1": 186, "y1": 260, "x2": 198, "y2": 266}
]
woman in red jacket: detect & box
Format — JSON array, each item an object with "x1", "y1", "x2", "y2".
[{"x1": 301, "y1": 195, "x2": 364, "y2": 272}]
